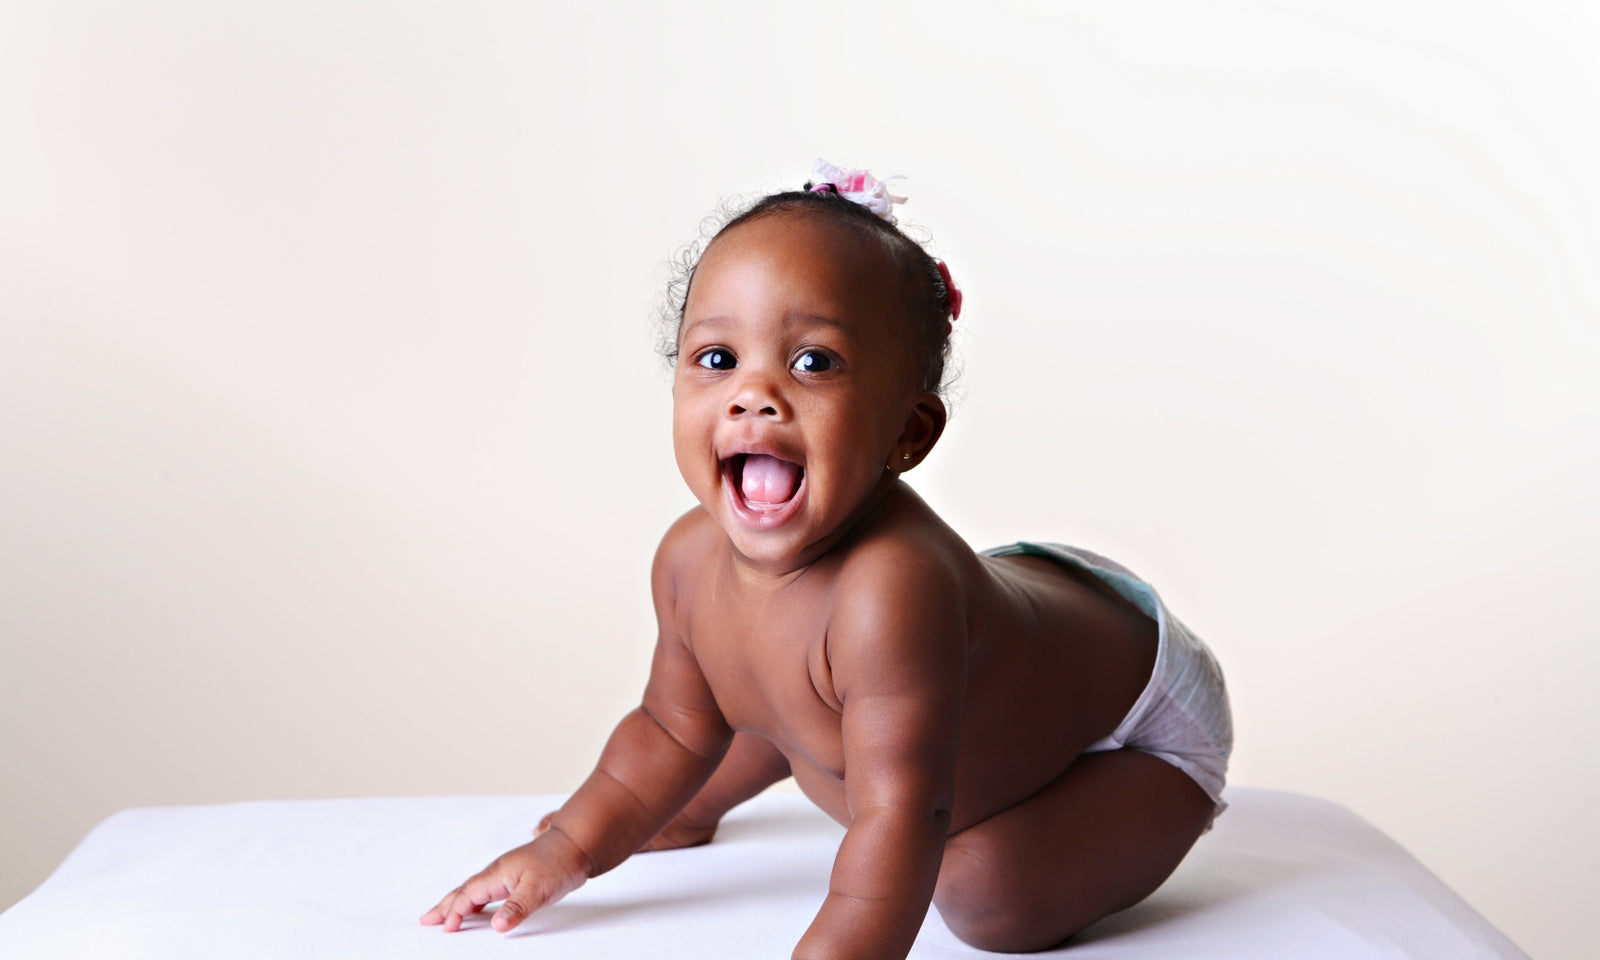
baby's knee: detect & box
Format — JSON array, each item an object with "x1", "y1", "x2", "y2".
[{"x1": 934, "y1": 845, "x2": 1086, "y2": 953}]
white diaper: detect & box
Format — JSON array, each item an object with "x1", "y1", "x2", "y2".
[{"x1": 982, "y1": 542, "x2": 1233, "y2": 819}]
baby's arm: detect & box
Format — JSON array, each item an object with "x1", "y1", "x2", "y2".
[
  {"x1": 421, "y1": 537, "x2": 733, "y2": 932},
  {"x1": 793, "y1": 554, "x2": 967, "y2": 960},
  {"x1": 639, "y1": 731, "x2": 792, "y2": 850},
  {"x1": 533, "y1": 731, "x2": 790, "y2": 851}
]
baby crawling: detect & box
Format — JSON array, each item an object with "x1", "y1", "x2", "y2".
[{"x1": 421, "y1": 164, "x2": 1231, "y2": 959}]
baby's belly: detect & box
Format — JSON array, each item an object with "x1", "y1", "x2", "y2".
[{"x1": 777, "y1": 732, "x2": 1076, "y2": 835}]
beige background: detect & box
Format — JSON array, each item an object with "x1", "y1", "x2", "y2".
[{"x1": 2, "y1": 2, "x2": 1596, "y2": 957}]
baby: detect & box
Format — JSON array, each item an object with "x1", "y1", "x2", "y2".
[{"x1": 421, "y1": 162, "x2": 1232, "y2": 958}]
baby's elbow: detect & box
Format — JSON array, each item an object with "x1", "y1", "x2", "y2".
[{"x1": 852, "y1": 796, "x2": 953, "y2": 836}]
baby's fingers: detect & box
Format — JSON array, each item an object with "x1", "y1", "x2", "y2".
[
  {"x1": 420, "y1": 874, "x2": 511, "y2": 932},
  {"x1": 489, "y1": 882, "x2": 539, "y2": 932},
  {"x1": 422, "y1": 838, "x2": 588, "y2": 934}
]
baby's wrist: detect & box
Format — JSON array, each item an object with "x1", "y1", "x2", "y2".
[{"x1": 536, "y1": 821, "x2": 600, "y2": 881}]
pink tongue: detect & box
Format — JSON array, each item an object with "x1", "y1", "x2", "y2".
[{"x1": 741, "y1": 454, "x2": 802, "y2": 503}]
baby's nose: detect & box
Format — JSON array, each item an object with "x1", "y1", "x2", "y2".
[{"x1": 727, "y1": 371, "x2": 788, "y2": 419}]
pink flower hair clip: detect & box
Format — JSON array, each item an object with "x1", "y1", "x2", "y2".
[
  {"x1": 808, "y1": 158, "x2": 906, "y2": 224},
  {"x1": 936, "y1": 260, "x2": 963, "y2": 331}
]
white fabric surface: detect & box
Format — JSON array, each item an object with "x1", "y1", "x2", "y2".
[{"x1": 0, "y1": 788, "x2": 1526, "y2": 959}]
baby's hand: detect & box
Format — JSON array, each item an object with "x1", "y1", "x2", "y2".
[{"x1": 419, "y1": 831, "x2": 591, "y2": 933}]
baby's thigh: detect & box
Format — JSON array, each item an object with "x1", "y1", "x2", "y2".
[{"x1": 934, "y1": 750, "x2": 1213, "y2": 953}]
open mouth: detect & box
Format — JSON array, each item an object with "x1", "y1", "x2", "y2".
[{"x1": 724, "y1": 453, "x2": 806, "y2": 520}]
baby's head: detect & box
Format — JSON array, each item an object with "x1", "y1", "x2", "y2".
[
  {"x1": 665, "y1": 167, "x2": 963, "y2": 566},
  {"x1": 663, "y1": 179, "x2": 961, "y2": 398}
]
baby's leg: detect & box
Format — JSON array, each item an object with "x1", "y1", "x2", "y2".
[
  {"x1": 642, "y1": 731, "x2": 792, "y2": 851},
  {"x1": 933, "y1": 749, "x2": 1214, "y2": 953}
]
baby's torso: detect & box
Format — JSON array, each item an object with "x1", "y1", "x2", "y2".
[{"x1": 671, "y1": 502, "x2": 1158, "y2": 833}]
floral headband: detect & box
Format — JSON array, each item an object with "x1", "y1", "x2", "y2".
[{"x1": 806, "y1": 158, "x2": 963, "y2": 327}]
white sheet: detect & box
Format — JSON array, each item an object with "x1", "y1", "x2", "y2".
[{"x1": 0, "y1": 788, "x2": 1526, "y2": 958}]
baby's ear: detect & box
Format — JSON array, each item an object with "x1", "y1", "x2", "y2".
[{"x1": 892, "y1": 393, "x2": 947, "y2": 472}]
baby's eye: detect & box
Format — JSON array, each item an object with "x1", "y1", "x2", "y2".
[
  {"x1": 792, "y1": 350, "x2": 834, "y2": 373},
  {"x1": 696, "y1": 349, "x2": 736, "y2": 371}
]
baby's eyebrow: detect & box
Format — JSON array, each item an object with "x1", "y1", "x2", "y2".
[
  {"x1": 784, "y1": 312, "x2": 852, "y2": 335},
  {"x1": 779, "y1": 313, "x2": 865, "y2": 348},
  {"x1": 682, "y1": 313, "x2": 858, "y2": 341},
  {"x1": 678, "y1": 315, "x2": 734, "y2": 342}
]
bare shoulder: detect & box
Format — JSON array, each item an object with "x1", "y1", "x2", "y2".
[
  {"x1": 834, "y1": 530, "x2": 966, "y2": 614},
  {"x1": 650, "y1": 507, "x2": 722, "y2": 606},
  {"x1": 825, "y1": 496, "x2": 979, "y2": 676},
  {"x1": 836, "y1": 488, "x2": 977, "y2": 607},
  {"x1": 823, "y1": 497, "x2": 974, "y2": 774}
]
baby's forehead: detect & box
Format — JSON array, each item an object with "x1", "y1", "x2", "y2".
[
  {"x1": 697, "y1": 212, "x2": 908, "y2": 301},
  {"x1": 694, "y1": 234, "x2": 896, "y2": 317},
  {"x1": 709, "y1": 208, "x2": 889, "y2": 258}
]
